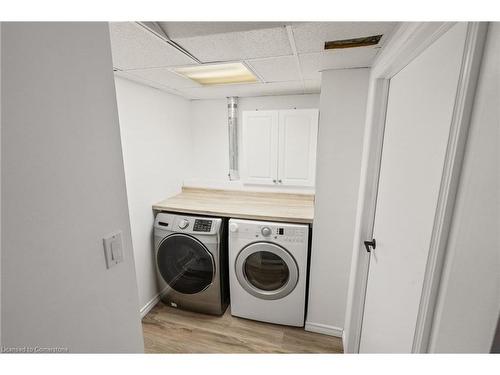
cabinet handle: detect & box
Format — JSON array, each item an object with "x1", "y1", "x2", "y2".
[
  {"x1": 278, "y1": 179, "x2": 282, "y2": 183},
  {"x1": 273, "y1": 179, "x2": 277, "y2": 183}
]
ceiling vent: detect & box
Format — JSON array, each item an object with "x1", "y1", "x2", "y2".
[{"x1": 324, "y1": 34, "x2": 383, "y2": 50}]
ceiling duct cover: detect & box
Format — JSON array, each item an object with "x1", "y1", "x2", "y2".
[{"x1": 324, "y1": 34, "x2": 383, "y2": 50}]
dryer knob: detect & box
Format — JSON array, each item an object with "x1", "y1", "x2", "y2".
[
  {"x1": 229, "y1": 222, "x2": 239, "y2": 233},
  {"x1": 261, "y1": 227, "x2": 272, "y2": 236},
  {"x1": 178, "y1": 219, "x2": 189, "y2": 229}
]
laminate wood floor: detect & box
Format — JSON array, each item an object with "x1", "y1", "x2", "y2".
[{"x1": 142, "y1": 302, "x2": 343, "y2": 353}]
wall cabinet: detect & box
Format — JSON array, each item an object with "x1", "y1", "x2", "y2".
[{"x1": 241, "y1": 109, "x2": 319, "y2": 187}]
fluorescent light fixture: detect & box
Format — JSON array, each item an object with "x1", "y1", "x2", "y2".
[{"x1": 174, "y1": 62, "x2": 258, "y2": 86}]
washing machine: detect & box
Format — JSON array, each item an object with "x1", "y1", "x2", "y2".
[
  {"x1": 154, "y1": 212, "x2": 229, "y2": 315},
  {"x1": 228, "y1": 218, "x2": 309, "y2": 327}
]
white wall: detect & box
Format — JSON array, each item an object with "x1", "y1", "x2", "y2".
[
  {"x1": 306, "y1": 69, "x2": 370, "y2": 336},
  {"x1": 187, "y1": 99, "x2": 228, "y2": 185},
  {"x1": 114, "y1": 76, "x2": 192, "y2": 312},
  {"x1": 429, "y1": 22, "x2": 500, "y2": 353},
  {"x1": 0, "y1": 22, "x2": 2, "y2": 345},
  {"x1": 1, "y1": 23, "x2": 144, "y2": 352},
  {"x1": 186, "y1": 94, "x2": 320, "y2": 193}
]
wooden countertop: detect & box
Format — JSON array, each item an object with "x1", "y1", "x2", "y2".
[{"x1": 153, "y1": 187, "x2": 314, "y2": 224}]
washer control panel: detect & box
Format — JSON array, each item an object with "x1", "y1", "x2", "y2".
[
  {"x1": 193, "y1": 219, "x2": 212, "y2": 232},
  {"x1": 154, "y1": 213, "x2": 221, "y2": 235}
]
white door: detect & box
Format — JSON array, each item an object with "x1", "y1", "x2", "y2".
[
  {"x1": 241, "y1": 111, "x2": 279, "y2": 185},
  {"x1": 359, "y1": 23, "x2": 468, "y2": 352},
  {"x1": 278, "y1": 109, "x2": 318, "y2": 187}
]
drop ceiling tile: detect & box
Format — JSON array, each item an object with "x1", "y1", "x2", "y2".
[
  {"x1": 303, "y1": 79, "x2": 321, "y2": 94},
  {"x1": 158, "y1": 22, "x2": 292, "y2": 39},
  {"x1": 299, "y1": 48, "x2": 378, "y2": 80},
  {"x1": 246, "y1": 56, "x2": 301, "y2": 83},
  {"x1": 178, "y1": 81, "x2": 305, "y2": 100},
  {"x1": 292, "y1": 22, "x2": 397, "y2": 54},
  {"x1": 109, "y1": 22, "x2": 197, "y2": 70},
  {"x1": 172, "y1": 27, "x2": 293, "y2": 63},
  {"x1": 114, "y1": 70, "x2": 191, "y2": 98},
  {"x1": 123, "y1": 67, "x2": 201, "y2": 89}
]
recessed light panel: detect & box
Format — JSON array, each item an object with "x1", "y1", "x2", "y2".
[{"x1": 173, "y1": 62, "x2": 258, "y2": 86}]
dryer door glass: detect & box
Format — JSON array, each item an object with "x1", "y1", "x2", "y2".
[
  {"x1": 244, "y1": 251, "x2": 289, "y2": 291},
  {"x1": 235, "y1": 242, "x2": 299, "y2": 300},
  {"x1": 157, "y1": 234, "x2": 215, "y2": 294}
]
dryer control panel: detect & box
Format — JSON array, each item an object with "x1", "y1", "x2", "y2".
[{"x1": 229, "y1": 219, "x2": 308, "y2": 244}]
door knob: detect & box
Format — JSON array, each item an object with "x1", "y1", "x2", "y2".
[{"x1": 364, "y1": 239, "x2": 376, "y2": 253}]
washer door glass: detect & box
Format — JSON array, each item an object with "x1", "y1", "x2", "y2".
[
  {"x1": 157, "y1": 234, "x2": 215, "y2": 294},
  {"x1": 235, "y1": 242, "x2": 299, "y2": 300}
]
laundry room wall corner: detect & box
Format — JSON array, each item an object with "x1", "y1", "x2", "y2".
[
  {"x1": 115, "y1": 76, "x2": 192, "y2": 311},
  {"x1": 306, "y1": 68, "x2": 370, "y2": 336}
]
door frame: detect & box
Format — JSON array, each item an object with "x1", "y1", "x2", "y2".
[{"x1": 343, "y1": 22, "x2": 488, "y2": 353}]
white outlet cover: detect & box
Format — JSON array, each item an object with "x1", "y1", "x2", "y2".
[{"x1": 103, "y1": 231, "x2": 124, "y2": 269}]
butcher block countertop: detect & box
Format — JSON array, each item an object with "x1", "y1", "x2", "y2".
[{"x1": 153, "y1": 187, "x2": 314, "y2": 224}]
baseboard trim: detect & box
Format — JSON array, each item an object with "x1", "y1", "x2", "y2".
[
  {"x1": 140, "y1": 289, "x2": 165, "y2": 318},
  {"x1": 305, "y1": 321, "x2": 343, "y2": 338}
]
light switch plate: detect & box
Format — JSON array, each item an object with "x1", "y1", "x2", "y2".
[{"x1": 103, "y1": 231, "x2": 124, "y2": 269}]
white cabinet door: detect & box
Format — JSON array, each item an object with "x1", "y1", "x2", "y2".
[
  {"x1": 241, "y1": 111, "x2": 279, "y2": 185},
  {"x1": 277, "y1": 109, "x2": 319, "y2": 187}
]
